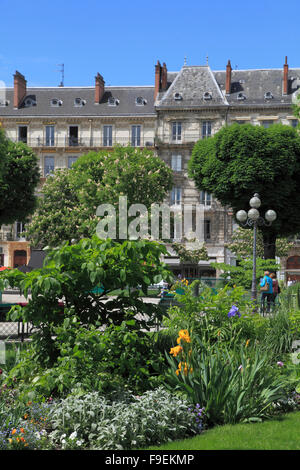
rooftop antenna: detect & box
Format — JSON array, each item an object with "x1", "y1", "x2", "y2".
[
  {"x1": 184, "y1": 56, "x2": 187, "y2": 66},
  {"x1": 58, "y1": 63, "x2": 64, "y2": 87},
  {"x1": 206, "y1": 55, "x2": 209, "y2": 65}
]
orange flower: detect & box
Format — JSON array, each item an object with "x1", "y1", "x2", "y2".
[
  {"x1": 20, "y1": 428, "x2": 24, "y2": 433},
  {"x1": 8, "y1": 439, "x2": 12, "y2": 444},
  {"x1": 20, "y1": 437, "x2": 26, "y2": 442},
  {"x1": 11, "y1": 429, "x2": 17, "y2": 435},
  {"x1": 178, "y1": 329, "x2": 191, "y2": 343},
  {"x1": 24, "y1": 414, "x2": 28, "y2": 419},
  {"x1": 170, "y1": 345, "x2": 183, "y2": 357}
]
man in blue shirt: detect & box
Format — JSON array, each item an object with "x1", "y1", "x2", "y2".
[{"x1": 260, "y1": 271, "x2": 273, "y2": 314}]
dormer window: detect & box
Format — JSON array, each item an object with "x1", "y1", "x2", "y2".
[
  {"x1": 108, "y1": 97, "x2": 119, "y2": 106},
  {"x1": 203, "y1": 92, "x2": 212, "y2": 100},
  {"x1": 136, "y1": 96, "x2": 147, "y2": 106},
  {"x1": 0, "y1": 99, "x2": 9, "y2": 107},
  {"x1": 174, "y1": 92, "x2": 182, "y2": 101},
  {"x1": 74, "y1": 98, "x2": 86, "y2": 107},
  {"x1": 264, "y1": 91, "x2": 273, "y2": 100},
  {"x1": 50, "y1": 98, "x2": 63, "y2": 107},
  {"x1": 24, "y1": 97, "x2": 36, "y2": 107},
  {"x1": 237, "y1": 92, "x2": 246, "y2": 101}
]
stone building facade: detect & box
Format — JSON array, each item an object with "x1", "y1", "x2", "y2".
[{"x1": 0, "y1": 58, "x2": 299, "y2": 280}]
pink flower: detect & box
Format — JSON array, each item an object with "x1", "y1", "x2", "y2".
[{"x1": 277, "y1": 361, "x2": 284, "y2": 367}]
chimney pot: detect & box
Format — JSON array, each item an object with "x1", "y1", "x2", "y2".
[
  {"x1": 161, "y1": 62, "x2": 168, "y2": 91},
  {"x1": 95, "y1": 72, "x2": 105, "y2": 104},
  {"x1": 225, "y1": 60, "x2": 232, "y2": 95},
  {"x1": 283, "y1": 56, "x2": 288, "y2": 95},
  {"x1": 13, "y1": 71, "x2": 27, "y2": 109},
  {"x1": 154, "y1": 60, "x2": 162, "y2": 100}
]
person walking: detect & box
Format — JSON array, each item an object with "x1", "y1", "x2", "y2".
[
  {"x1": 269, "y1": 272, "x2": 280, "y2": 309},
  {"x1": 260, "y1": 271, "x2": 273, "y2": 315}
]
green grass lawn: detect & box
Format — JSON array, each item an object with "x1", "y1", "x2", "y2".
[{"x1": 143, "y1": 412, "x2": 300, "y2": 450}]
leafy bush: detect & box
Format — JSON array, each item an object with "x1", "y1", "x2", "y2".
[
  {"x1": 0, "y1": 237, "x2": 172, "y2": 367},
  {"x1": 5, "y1": 318, "x2": 167, "y2": 400},
  {"x1": 48, "y1": 387, "x2": 199, "y2": 450},
  {"x1": 165, "y1": 329, "x2": 289, "y2": 426}
]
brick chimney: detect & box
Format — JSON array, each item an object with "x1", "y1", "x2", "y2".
[
  {"x1": 225, "y1": 60, "x2": 232, "y2": 95},
  {"x1": 13, "y1": 71, "x2": 27, "y2": 109},
  {"x1": 161, "y1": 62, "x2": 168, "y2": 91},
  {"x1": 283, "y1": 56, "x2": 288, "y2": 95},
  {"x1": 94, "y1": 72, "x2": 105, "y2": 104},
  {"x1": 154, "y1": 60, "x2": 162, "y2": 100}
]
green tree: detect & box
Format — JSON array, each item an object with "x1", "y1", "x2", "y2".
[
  {"x1": 226, "y1": 226, "x2": 293, "y2": 260},
  {"x1": 27, "y1": 146, "x2": 174, "y2": 247},
  {"x1": 188, "y1": 123, "x2": 300, "y2": 259},
  {"x1": 211, "y1": 258, "x2": 280, "y2": 290},
  {"x1": 0, "y1": 128, "x2": 40, "y2": 225}
]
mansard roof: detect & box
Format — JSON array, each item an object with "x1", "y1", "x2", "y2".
[
  {"x1": 155, "y1": 66, "x2": 228, "y2": 108},
  {"x1": 155, "y1": 65, "x2": 300, "y2": 109},
  {"x1": 214, "y1": 68, "x2": 300, "y2": 107},
  {"x1": 0, "y1": 86, "x2": 156, "y2": 118}
]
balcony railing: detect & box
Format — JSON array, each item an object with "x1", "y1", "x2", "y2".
[
  {"x1": 155, "y1": 134, "x2": 209, "y2": 145},
  {"x1": 13, "y1": 136, "x2": 155, "y2": 148}
]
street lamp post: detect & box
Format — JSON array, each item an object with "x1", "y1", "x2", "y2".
[{"x1": 236, "y1": 193, "x2": 277, "y2": 304}]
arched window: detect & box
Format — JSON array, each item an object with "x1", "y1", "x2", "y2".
[{"x1": 286, "y1": 256, "x2": 300, "y2": 270}]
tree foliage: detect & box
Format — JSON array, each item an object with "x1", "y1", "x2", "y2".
[
  {"x1": 0, "y1": 128, "x2": 40, "y2": 225},
  {"x1": 211, "y1": 257, "x2": 280, "y2": 290},
  {"x1": 27, "y1": 146, "x2": 173, "y2": 247},
  {"x1": 188, "y1": 123, "x2": 300, "y2": 259},
  {"x1": 226, "y1": 226, "x2": 294, "y2": 260},
  {"x1": 0, "y1": 237, "x2": 173, "y2": 365}
]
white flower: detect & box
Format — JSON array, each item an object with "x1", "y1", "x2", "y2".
[{"x1": 69, "y1": 431, "x2": 77, "y2": 440}]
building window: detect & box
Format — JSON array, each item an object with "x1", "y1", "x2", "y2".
[
  {"x1": 103, "y1": 125, "x2": 113, "y2": 147},
  {"x1": 172, "y1": 122, "x2": 182, "y2": 142},
  {"x1": 171, "y1": 154, "x2": 182, "y2": 172},
  {"x1": 291, "y1": 119, "x2": 298, "y2": 128},
  {"x1": 171, "y1": 187, "x2": 182, "y2": 206},
  {"x1": 16, "y1": 221, "x2": 26, "y2": 240},
  {"x1": 69, "y1": 126, "x2": 79, "y2": 146},
  {"x1": 18, "y1": 126, "x2": 27, "y2": 144},
  {"x1": 204, "y1": 219, "x2": 211, "y2": 240},
  {"x1": 108, "y1": 97, "x2": 119, "y2": 106},
  {"x1": 68, "y1": 156, "x2": 78, "y2": 169},
  {"x1": 45, "y1": 125, "x2": 55, "y2": 147},
  {"x1": 131, "y1": 125, "x2": 141, "y2": 147},
  {"x1": 44, "y1": 156, "x2": 55, "y2": 177},
  {"x1": 202, "y1": 121, "x2": 212, "y2": 139},
  {"x1": 136, "y1": 97, "x2": 146, "y2": 106},
  {"x1": 74, "y1": 98, "x2": 86, "y2": 107},
  {"x1": 50, "y1": 98, "x2": 63, "y2": 107},
  {"x1": 261, "y1": 120, "x2": 274, "y2": 128},
  {"x1": 200, "y1": 191, "x2": 212, "y2": 206}
]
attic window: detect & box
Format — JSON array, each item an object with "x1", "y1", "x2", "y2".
[
  {"x1": 74, "y1": 98, "x2": 86, "y2": 107},
  {"x1": 0, "y1": 99, "x2": 9, "y2": 107},
  {"x1": 174, "y1": 92, "x2": 182, "y2": 101},
  {"x1": 24, "y1": 97, "x2": 36, "y2": 107},
  {"x1": 237, "y1": 93, "x2": 246, "y2": 101},
  {"x1": 108, "y1": 97, "x2": 119, "y2": 106},
  {"x1": 203, "y1": 92, "x2": 212, "y2": 101},
  {"x1": 50, "y1": 98, "x2": 63, "y2": 107},
  {"x1": 264, "y1": 91, "x2": 273, "y2": 100},
  {"x1": 136, "y1": 96, "x2": 147, "y2": 106}
]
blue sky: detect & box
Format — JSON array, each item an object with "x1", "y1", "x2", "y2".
[{"x1": 0, "y1": 0, "x2": 299, "y2": 87}]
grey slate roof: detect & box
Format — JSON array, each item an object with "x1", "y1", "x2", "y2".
[
  {"x1": 0, "y1": 86, "x2": 156, "y2": 117},
  {"x1": 156, "y1": 66, "x2": 228, "y2": 108},
  {"x1": 214, "y1": 68, "x2": 300, "y2": 107},
  {"x1": 155, "y1": 65, "x2": 300, "y2": 109}
]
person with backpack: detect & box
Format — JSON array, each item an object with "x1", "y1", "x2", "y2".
[
  {"x1": 260, "y1": 271, "x2": 273, "y2": 314},
  {"x1": 270, "y1": 272, "x2": 280, "y2": 309}
]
